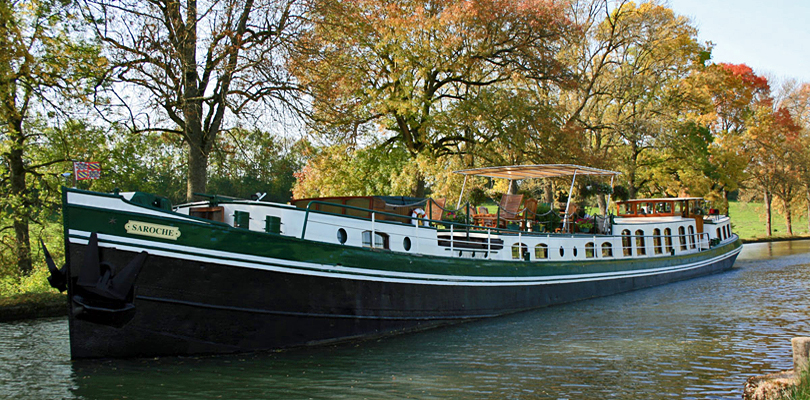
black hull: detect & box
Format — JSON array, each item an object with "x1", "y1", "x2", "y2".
[{"x1": 66, "y1": 242, "x2": 739, "y2": 359}]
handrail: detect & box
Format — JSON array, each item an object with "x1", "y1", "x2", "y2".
[
  {"x1": 300, "y1": 199, "x2": 542, "y2": 240},
  {"x1": 299, "y1": 200, "x2": 720, "y2": 258}
]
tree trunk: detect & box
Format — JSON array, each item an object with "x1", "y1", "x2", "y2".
[
  {"x1": 411, "y1": 174, "x2": 426, "y2": 198},
  {"x1": 764, "y1": 189, "x2": 772, "y2": 237},
  {"x1": 597, "y1": 193, "x2": 607, "y2": 216},
  {"x1": 783, "y1": 197, "x2": 793, "y2": 236},
  {"x1": 187, "y1": 143, "x2": 208, "y2": 200},
  {"x1": 181, "y1": 0, "x2": 207, "y2": 201},
  {"x1": 806, "y1": 187, "x2": 810, "y2": 233},
  {"x1": 9, "y1": 118, "x2": 32, "y2": 275},
  {"x1": 543, "y1": 182, "x2": 554, "y2": 206}
]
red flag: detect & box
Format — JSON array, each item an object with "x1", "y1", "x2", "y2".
[{"x1": 74, "y1": 162, "x2": 101, "y2": 180}]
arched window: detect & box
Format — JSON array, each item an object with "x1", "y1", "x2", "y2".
[
  {"x1": 717, "y1": 228, "x2": 721, "y2": 240},
  {"x1": 622, "y1": 229, "x2": 632, "y2": 256},
  {"x1": 585, "y1": 242, "x2": 595, "y2": 258},
  {"x1": 512, "y1": 243, "x2": 528, "y2": 260},
  {"x1": 653, "y1": 228, "x2": 663, "y2": 255},
  {"x1": 664, "y1": 228, "x2": 673, "y2": 254},
  {"x1": 688, "y1": 226, "x2": 696, "y2": 249},
  {"x1": 601, "y1": 242, "x2": 613, "y2": 258},
  {"x1": 635, "y1": 229, "x2": 646, "y2": 256},
  {"x1": 535, "y1": 244, "x2": 548, "y2": 260},
  {"x1": 678, "y1": 226, "x2": 687, "y2": 250}
]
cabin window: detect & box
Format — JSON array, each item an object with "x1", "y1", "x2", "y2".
[
  {"x1": 585, "y1": 242, "x2": 595, "y2": 258},
  {"x1": 559, "y1": 246, "x2": 565, "y2": 257},
  {"x1": 362, "y1": 231, "x2": 389, "y2": 250},
  {"x1": 621, "y1": 229, "x2": 632, "y2": 256},
  {"x1": 601, "y1": 242, "x2": 613, "y2": 258},
  {"x1": 678, "y1": 226, "x2": 687, "y2": 250},
  {"x1": 725, "y1": 225, "x2": 730, "y2": 239},
  {"x1": 716, "y1": 228, "x2": 721, "y2": 240},
  {"x1": 653, "y1": 228, "x2": 663, "y2": 255},
  {"x1": 635, "y1": 230, "x2": 646, "y2": 256},
  {"x1": 573, "y1": 246, "x2": 578, "y2": 257},
  {"x1": 512, "y1": 243, "x2": 528, "y2": 260},
  {"x1": 688, "y1": 226, "x2": 696, "y2": 249},
  {"x1": 535, "y1": 244, "x2": 548, "y2": 260},
  {"x1": 337, "y1": 228, "x2": 348, "y2": 244},
  {"x1": 403, "y1": 237, "x2": 412, "y2": 251},
  {"x1": 655, "y1": 202, "x2": 672, "y2": 214},
  {"x1": 664, "y1": 228, "x2": 673, "y2": 254}
]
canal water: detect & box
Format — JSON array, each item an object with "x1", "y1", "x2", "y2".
[{"x1": 2, "y1": 240, "x2": 809, "y2": 399}]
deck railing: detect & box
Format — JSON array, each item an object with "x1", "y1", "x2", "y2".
[{"x1": 299, "y1": 200, "x2": 724, "y2": 260}]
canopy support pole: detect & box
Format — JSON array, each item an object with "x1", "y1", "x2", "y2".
[
  {"x1": 604, "y1": 175, "x2": 615, "y2": 232},
  {"x1": 563, "y1": 170, "x2": 578, "y2": 232},
  {"x1": 456, "y1": 175, "x2": 468, "y2": 210}
]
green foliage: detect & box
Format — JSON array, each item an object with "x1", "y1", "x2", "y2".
[
  {"x1": 535, "y1": 203, "x2": 561, "y2": 232},
  {"x1": 0, "y1": 216, "x2": 64, "y2": 296},
  {"x1": 293, "y1": 141, "x2": 417, "y2": 198},
  {"x1": 208, "y1": 129, "x2": 302, "y2": 203}
]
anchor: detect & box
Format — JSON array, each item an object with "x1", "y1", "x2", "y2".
[
  {"x1": 42, "y1": 239, "x2": 67, "y2": 292},
  {"x1": 48, "y1": 232, "x2": 149, "y2": 327}
]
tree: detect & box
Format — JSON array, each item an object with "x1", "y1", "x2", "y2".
[
  {"x1": 0, "y1": 0, "x2": 104, "y2": 275},
  {"x1": 744, "y1": 105, "x2": 801, "y2": 236},
  {"x1": 685, "y1": 63, "x2": 771, "y2": 213},
  {"x1": 555, "y1": 0, "x2": 706, "y2": 209},
  {"x1": 779, "y1": 82, "x2": 810, "y2": 233},
  {"x1": 81, "y1": 0, "x2": 303, "y2": 200},
  {"x1": 292, "y1": 0, "x2": 574, "y2": 196}
]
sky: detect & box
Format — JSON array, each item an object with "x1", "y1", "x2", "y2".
[{"x1": 667, "y1": 0, "x2": 810, "y2": 83}]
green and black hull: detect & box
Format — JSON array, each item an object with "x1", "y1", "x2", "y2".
[{"x1": 58, "y1": 189, "x2": 742, "y2": 359}]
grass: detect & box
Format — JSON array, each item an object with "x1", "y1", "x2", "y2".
[
  {"x1": 729, "y1": 201, "x2": 810, "y2": 241},
  {"x1": 783, "y1": 369, "x2": 810, "y2": 400}
]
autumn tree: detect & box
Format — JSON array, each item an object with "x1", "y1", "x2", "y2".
[
  {"x1": 81, "y1": 0, "x2": 303, "y2": 200},
  {"x1": 744, "y1": 105, "x2": 802, "y2": 236},
  {"x1": 0, "y1": 0, "x2": 105, "y2": 275},
  {"x1": 779, "y1": 82, "x2": 810, "y2": 232},
  {"x1": 292, "y1": 0, "x2": 573, "y2": 197},
  {"x1": 553, "y1": 0, "x2": 707, "y2": 211}
]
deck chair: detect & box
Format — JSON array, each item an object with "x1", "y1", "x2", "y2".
[
  {"x1": 427, "y1": 198, "x2": 446, "y2": 223},
  {"x1": 496, "y1": 194, "x2": 524, "y2": 228}
]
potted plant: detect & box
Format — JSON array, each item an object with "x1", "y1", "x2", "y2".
[{"x1": 577, "y1": 218, "x2": 594, "y2": 233}]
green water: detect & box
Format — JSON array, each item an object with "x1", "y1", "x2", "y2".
[{"x1": 2, "y1": 240, "x2": 810, "y2": 399}]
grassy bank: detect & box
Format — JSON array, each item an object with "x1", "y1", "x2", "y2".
[
  {"x1": 730, "y1": 201, "x2": 810, "y2": 241},
  {"x1": 0, "y1": 292, "x2": 66, "y2": 322}
]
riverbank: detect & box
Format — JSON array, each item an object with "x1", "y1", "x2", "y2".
[
  {"x1": 0, "y1": 292, "x2": 67, "y2": 322},
  {"x1": 741, "y1": 235, "x2": 810, "y2": 244}
]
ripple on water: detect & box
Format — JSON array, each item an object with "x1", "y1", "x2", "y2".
[{"x1": 1, "y1": 241, "x2": 809, "y2": 399}]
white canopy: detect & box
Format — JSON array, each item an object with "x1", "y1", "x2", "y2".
[{"x1": 454, "y1": 164, "x2": 621, "y2": 180}]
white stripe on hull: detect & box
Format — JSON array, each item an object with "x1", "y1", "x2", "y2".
[{"x1": 68, "y1": 229, "x2": 740, "y2": 287}]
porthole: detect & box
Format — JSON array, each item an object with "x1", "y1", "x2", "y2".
[
  {"x1": 573, "y1": 247, "x2": 578, "y2": 257},
  {"x1": 337, "y1": 228, "x2": 347, "y2": 244},
  {"x1": 403, "y1": 236, "x2": 412, "y2": 251},
  {"x1": 559, "y1": 246, "x2": 565, "y2": 257}
]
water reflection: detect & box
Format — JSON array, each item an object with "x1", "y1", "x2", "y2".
[{"x1": 2, "y1": 240, "x2": 809, "y2": 399}]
